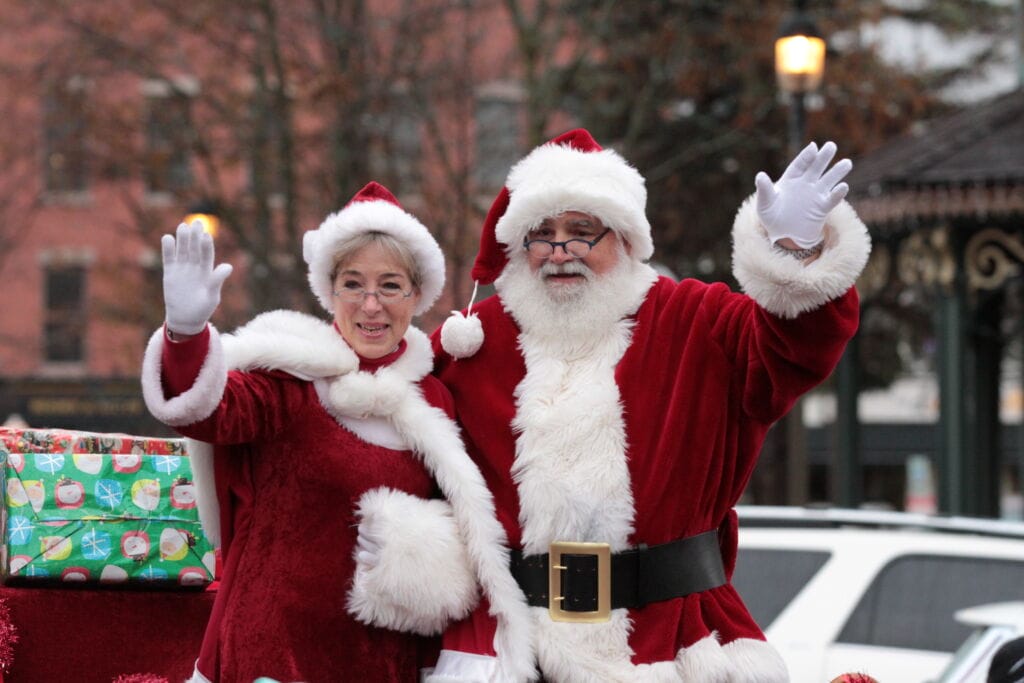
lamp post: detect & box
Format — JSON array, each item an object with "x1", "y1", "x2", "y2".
[
  {"x1": 183, "y1": 199, "x2": 220, "y2": 239},
  {"x1": 773, "y1": 0, "x2": 827, "y2": 506},
  {"x1": 774, "y1": 0, "x2": 826, "y2": 156}
]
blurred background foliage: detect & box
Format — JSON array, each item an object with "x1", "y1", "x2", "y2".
[{"x1": 0, "y1": 0, "x2": 1016, "y2": 387}]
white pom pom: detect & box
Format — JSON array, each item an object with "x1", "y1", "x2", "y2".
[
  {"x1": 369, "y1": 369, "x2": 408, "y2": 416},
  {"x1": 440, "y1": 311, "x2": 484, "y2": 359},
  {"x1": 328, "y1": 372, "x2": 377, "y2": 417},
  {"x1": 328, "y1": 370, "x2": 408, "y2": 418}
]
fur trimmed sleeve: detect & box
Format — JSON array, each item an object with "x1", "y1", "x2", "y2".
[
  {"x1": 731, "y1": 196, "x2": 871, "y2": 319},
  {"x1": 141, "y1": 325, "x2": 227, "y2": 427},
  {"x1": 347, "y1": 487, "x2": 478, "y2": 635}
]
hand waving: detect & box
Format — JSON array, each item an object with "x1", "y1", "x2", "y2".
[
  {"x1": 162, "y1": 221, "x2": 233, "y2": 336},
  {"x1": 755, "y1": 141, "x2": 852, "y2": 249}
]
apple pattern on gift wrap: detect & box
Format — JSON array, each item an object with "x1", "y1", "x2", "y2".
[
  {"x1": 170, "y1": 477, "x2": 196, "y2": 510},
  {"x1": 55, "y1": 477, "x2": 85, "y2": 509},
  {"x1": 120, "y1": 530, "x2": 150, "y2": 562}
]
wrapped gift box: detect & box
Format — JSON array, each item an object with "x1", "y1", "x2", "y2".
[{"x1": 0, "y1": 427, "x2": 215, "y2": 588}]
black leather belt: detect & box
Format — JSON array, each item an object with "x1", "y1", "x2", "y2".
[{"x1": 510, "y1": 531, "x2": 725, "y2": 622}]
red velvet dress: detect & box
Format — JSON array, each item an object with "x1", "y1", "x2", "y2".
[{"x1": 160, "y1": 329, "x2": 448, "y2": 682}]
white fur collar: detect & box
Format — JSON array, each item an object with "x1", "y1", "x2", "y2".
[{"x1": 221, "y1": 309, "x2": 431, "y2": 384}]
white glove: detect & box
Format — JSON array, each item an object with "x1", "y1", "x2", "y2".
[
  {"x1": 162, "y1": 221, "x2": 233, "y2": 335},
  {"x1": 755, "y1": 141, "x2": 852, "y2": 248}
]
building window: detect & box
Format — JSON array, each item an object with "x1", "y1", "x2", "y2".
[
  {"x1": 143, "y1": 89, "x2": 193, "y2": 195},
  {"x1": 42, "y1": 79, "x2": 89, "y2": 194},
  {"x1": 44, "y1": 265, "x2": 86, "y2": 363},
  {"x1": 366, "y1": 97, "x2": 421, "y2": 195},
  {"x1": 474, "y1": 91, "x2": 522, "y2": 190},
  {"x1": 385, "y1": 105, "x2": 422, "y2": 192}
]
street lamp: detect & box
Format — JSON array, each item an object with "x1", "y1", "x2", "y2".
[
  {"x1": 772, "y1": 0, "x2": 827, "y2": 506},
  {"x1": 183, "y1": 199, "x2": 220, "y2": 238},
  {"x1": 774, "y1": 0, "x2": 826, "y2": 156}
]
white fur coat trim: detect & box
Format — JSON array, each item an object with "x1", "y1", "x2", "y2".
[
  {"x1": 347, "y1": 488, "x2": 478, "y2": 635},
  {"x1": 532, "y1": 626, "x2": 789, "y2": 683},
  {"x1": 141, "y1": 325, "x2": 227, "y2": 428},
  {"x1": 511, "y1": 319, "x2": 638, "y2": 554},
  {"x1": 379, "y1": 371, "x2": 537, "y2": 682},
  {"x1": 732, "y1": 197, "x2": 871, "y2": 319}
]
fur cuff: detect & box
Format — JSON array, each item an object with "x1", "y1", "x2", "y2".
[
  {"x1": 140, "y1": 326, "x2": 227, "y2": 426},
  {"x1": 425, "y1": 651, "x2": 501, "y2": 682},
  {"x1": 347, "y1": 488, "x2": 478, "y2": 635},
  {"x1": 732, "y1": 196, "x2": 871, "y2": 319}
]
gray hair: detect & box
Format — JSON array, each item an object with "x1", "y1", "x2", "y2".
[{"x1": 330, "y1": 231, "x2": 422, "y2": 290}]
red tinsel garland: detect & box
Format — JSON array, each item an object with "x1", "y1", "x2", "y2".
[
  {"x1": 111, "y1": 675, "x2": 169, "y2": 683},
  {"x1": 0, "y1": 597, "x2": 17, "y2": 674}
]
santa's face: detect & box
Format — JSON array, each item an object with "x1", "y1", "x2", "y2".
[
  {"x1": 159, "y1": 528, "x2": 189, "y2": 561},
  {"x1": 6, "y1": 479, "x2": 28, "y2": 507},
  {"x1": 7, "y1": 453, "x2": 24, "y2": 472},
  {"x1": 331, "y1": 242, "x2": 422, "y2": 359},
  {"x1": 121, "y1": 531, "x2": 150, "y2": 560},
  {"x1": 55, "y1": 478, "x2": 85, "y2": 508},
  {"x1": 72, "y1": 452, "x2": 103, "y2": 475},
  {"x1": 113, "y1": 453, "x2": 142, "y2": 473},
  {"x1": 524, "y1": 212, "x2": 627, "y2": 296},
  {"x1": 131, "y1": 479, "x2": 160, "y2": 511},
  {"x1": 170, "y1": 480, "x2": 196, "y2": 509}
]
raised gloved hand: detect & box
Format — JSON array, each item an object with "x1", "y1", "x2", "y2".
[
  {"x1": 755, "y1": 141, "x2": 852, "y2": 249},
  {"x1": 162, "y1": 221, "x2": 233, "y2": 336}
]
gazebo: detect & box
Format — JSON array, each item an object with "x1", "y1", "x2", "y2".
[{"x1": 846, "y1": 88, "x2": 1024, "y2": 516}]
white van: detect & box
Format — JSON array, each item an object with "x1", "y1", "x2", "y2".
[{"x1": 734, "y1": 506, "x2": 1024, "y2": 683}]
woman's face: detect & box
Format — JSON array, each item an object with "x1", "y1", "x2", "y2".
[{"x1": 332, "y1": 242, "x2": 421, "y2": 359}]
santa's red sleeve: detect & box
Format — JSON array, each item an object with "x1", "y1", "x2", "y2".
[{"x1": 717, "y1": 196, "x2": 870, "y2": 423}]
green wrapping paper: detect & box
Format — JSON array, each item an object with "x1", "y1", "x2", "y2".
[{"x1": 1, "y1": 428, "x2": 215, "y2": 587}]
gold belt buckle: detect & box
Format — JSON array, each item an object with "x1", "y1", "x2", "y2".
[{"x1": 548, "y1": 541, "x2": 611, "y2": 623}]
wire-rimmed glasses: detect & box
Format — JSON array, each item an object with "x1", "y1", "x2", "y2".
[
  {"x1": 523, "y1": 227, "x2": 611, "y2": 259},
  {"x1": 332, "y1": 281, "x2": 413, "y2": 303}
]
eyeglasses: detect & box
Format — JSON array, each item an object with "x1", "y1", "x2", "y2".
[
  {"x1": 523, "y1": 228, "x2": 611, "y2": 259},
  {"x1": 332, "y1": 282, "x2": 413, "y2": 303}
]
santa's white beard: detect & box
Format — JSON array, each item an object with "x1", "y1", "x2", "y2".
[{"x1": 495, "y1": 251, "x2": 656, "y2": 344}]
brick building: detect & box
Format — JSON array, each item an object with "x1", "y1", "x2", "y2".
[{"x1": 0, "y1": 1, "x2": 543, "y2": 434}]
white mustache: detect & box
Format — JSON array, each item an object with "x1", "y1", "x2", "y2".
[{"x1": 539, "y1": 261, "x2": 592, "y2": 279}]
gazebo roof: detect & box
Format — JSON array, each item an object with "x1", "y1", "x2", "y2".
[{"x1": 848, "y1": 88, "x2": 1024, "y2": 226}]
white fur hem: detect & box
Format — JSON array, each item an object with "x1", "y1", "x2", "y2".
[
  {"x1": 533, "y1": 628, "x2": 788, "y2": 683},
  {"x1": 141, "y1": 325, "x2": 227, "y2": 426},
  {"x1": 185, "y1": 660, "x2": 212, "y2": 683},
  {"x1": 732, "y1": 196, "x2": 871, "y2": 319},
  {"x1": 346, "y1": 488, "x2": 478, "y2": 635},
  {"x1": 426, "y1": 650, "x2": 502, "y2": 682},
  {"x1": 184, "y1": 438, "x2": 220, "y2": 548}
]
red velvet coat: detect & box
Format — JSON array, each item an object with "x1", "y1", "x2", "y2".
[
  {"x1": 159, "y1": 332, "x2": 443, "y2": 682},
  {"x1": 428, "y1": 197, "x2": 871, "y2": 682},
  {"x1": 141, "y1": 311, "x2": 534, "y2": 683}
]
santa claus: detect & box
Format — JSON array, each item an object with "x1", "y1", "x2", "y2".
[{"x1": 430, "y1": 129, "x2": 871, "y2": 682}]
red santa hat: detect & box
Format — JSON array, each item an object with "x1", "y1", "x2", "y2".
[
  {"x1": 303, "y1": 181, "x2": 445, "y2": 316},
  {"x1": 440, "y1": 128, "x2": 652, "y2": 357}
]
